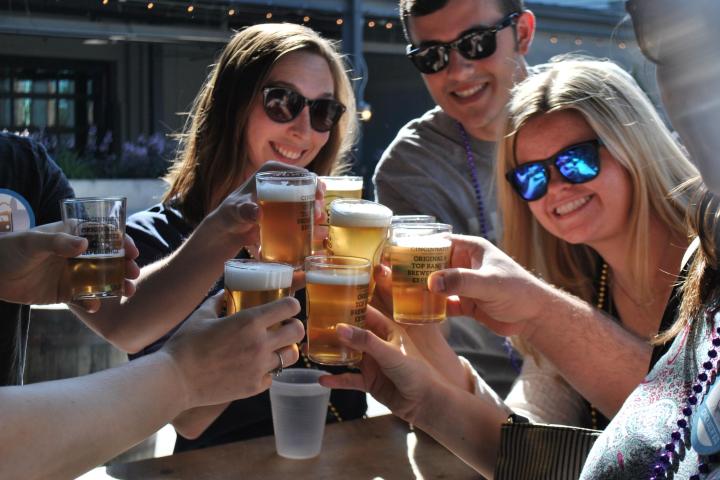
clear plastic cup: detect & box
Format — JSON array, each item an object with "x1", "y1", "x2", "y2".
[{"x1": 270, "y1": 368, "x2": 331, "y2": 459}]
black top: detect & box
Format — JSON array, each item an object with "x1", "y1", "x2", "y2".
[
  {"x1": 0, "y1": 132, "x2": 74, "y2": 385},
  {"x1": 126, "y1": 202, "x2": 367, "y2": 452}
]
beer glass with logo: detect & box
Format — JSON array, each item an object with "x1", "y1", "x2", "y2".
[
  {"x1": 256, "y1": 171, "x2": 317, "y2": 268},
  {"x1": 305, "y1": 255, "x2": 370, "y2": 365},
  {"x1": 224, "y1": 260, "x2": 294, "y2": 317},
  {"x1": 327, "y1": 199, "x2": 392, "y2": 298},
  {"x1": 389, "y1": 223, "x2": 452, "y2": 324},
  {"x1": 62, "y1": 197, "x2": 126, "y2": 300},
  {"x1": 314, "y1": 176, "x2": 363, "y2": 253}
]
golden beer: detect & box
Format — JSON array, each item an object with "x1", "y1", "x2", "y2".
[
  {"x1": 256, "y1": 172, "x2": 317, "y2": 268},
  {"x1": 319, "y1": 176, "x2": 363, "y2": 219},
  {"x1": 305, "y1": 256, "x2": 370, "y2": 365},
  {"x1": 314, "y1": 176, "x2": 363, "y2": 253},
  {"x1": 62, "y1": 197, "x2": 127, "y2": 300},
  {"x1": 224, "y1": 260, "x2": 294, "y2": 315},
  {"x1": 390, "y1": 224, "x2": 452, "y2": 324},
  {"x1": 68, "y1": 254, "x2": 125, "y2": 300},
  {"x1": 327, "y1": 199, "x2": 392, "y2": 298}
]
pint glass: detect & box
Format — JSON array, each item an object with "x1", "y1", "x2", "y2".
[
  {"x1": 327, "y1": 199, "x2": 392, "y2": 298},
  {"x1": 305, "y1": 255, "x2": 370, "y2": 365},
  {"x1": 224, "y1": 260, "x2": 294, "y2": 315},
  {"x1": 389, "y1": 223, "x2": 452, "y2": 324},
  {"x1": 62, "y1": 197, "x2": 126, "y2": 300},
  {"x1": 256, "y1": 171, "x2": 317, "y2": 268},
  {"x1": 314, "y1": 176, "x2": 363, "y2": 253}
]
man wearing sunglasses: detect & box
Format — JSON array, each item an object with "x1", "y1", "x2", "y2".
[{"x1": 372, "y1": 0, "x2": 535, "y2": 398}]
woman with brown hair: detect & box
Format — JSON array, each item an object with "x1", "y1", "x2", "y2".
[{"x1": 78, "y1": 23, "x2": 364, "y2": 452}]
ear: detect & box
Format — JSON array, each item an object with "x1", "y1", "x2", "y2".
[{"x1": 515, "y1": 10, "x2": 536, "y2": 56}]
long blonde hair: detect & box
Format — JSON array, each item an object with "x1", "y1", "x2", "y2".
[
  {"x1": 497, "y1": 58, "x2": 697, "y2": 305},
  {"x1": 163, "y1": 23, "x2": 357, "y2": 225}
]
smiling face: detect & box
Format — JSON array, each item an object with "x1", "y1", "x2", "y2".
[
  {"x1": 407, "y1": 0, "x2": 533, "y2": 141},
  {"x1": 516, "y1": 109, "x2": 634, "y2": 248},
  {"x1": 245, "y1": 50, "x2": 334, "y2": 172}
]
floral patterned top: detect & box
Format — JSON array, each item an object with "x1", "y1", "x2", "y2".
[{"x1": 580, "y1": 306, "x2": 720, "y2": 479}]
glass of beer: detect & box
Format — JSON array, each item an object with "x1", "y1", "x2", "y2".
[
  {"x1": 381, "y1": 215, "x2": 437, "y2": 266},
  {"x1": 305, "y1": 255, "x2": 371, "y2": 366},
  {"x1": 224, "y1": 260, "x2": 294, "y2": 316},
  {"x1": 256, "y1": 171, "x2": 317, "y2": 268},
  {"x1": 327, "y1": 199, "x2": 392, "y2": 299},
  {"x1": 314, "y1": 176, "x2": 363, "y2": 253},
  {"x1": 389, "y1": 223, "x2": 452, "y2": 324},
  {"x1": 61, "y1": 197, "x2": 127, "y2": 300}
]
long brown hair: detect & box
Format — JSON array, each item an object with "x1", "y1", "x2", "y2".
[{"x1": 163, "y1": 23, "x2": 357, "y2": 225}]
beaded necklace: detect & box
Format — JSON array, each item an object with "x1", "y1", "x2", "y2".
[
  {"x1": 590, "y1": 262, "x2": 610, "y2": 430},
  {"x1": 457, "y1": 122, "x2": 490, "y2": 239},
  {"x1": 647, "y1": 304, "x2": 720, "y2": 480}
]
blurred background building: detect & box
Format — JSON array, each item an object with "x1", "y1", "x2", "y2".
[{"x1": 0, "y1": 0, "x2": 648, "y2": 186}]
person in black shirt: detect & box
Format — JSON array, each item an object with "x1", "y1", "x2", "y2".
[
  {"x1": 73, "y1": 23, "x2": 367, "y2": 452},
  {"x1": 0, "y1": 132, "x2": 74, "y2": 385}
]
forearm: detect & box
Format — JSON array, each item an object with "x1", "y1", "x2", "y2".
[
  {"x1": 414, "y1": 381, "x2": 508, "y2": 478},
  {"x1": 74, "y1": 213, "x2": 240, "y2": 352},
  {"x1": 523, "y1": 282, "x2": 651, "y2": 416},
  {"x1": 172, "y1": 403, "x2": 231, "y2": 440},
  {"x1": 0, "y1": 352, "x2": 186, "y2": 480}
]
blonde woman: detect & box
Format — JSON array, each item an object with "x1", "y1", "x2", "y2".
[
  {"x1": 497, "y1": 58, "x2": 696, "y2": 429},
  {"x1": 320, "y1": 58, "x2": 703, "y2": 478}
]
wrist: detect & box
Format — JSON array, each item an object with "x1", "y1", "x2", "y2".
[{"x1": 153, "y1": 349, "x2": 194, "y2": 414}]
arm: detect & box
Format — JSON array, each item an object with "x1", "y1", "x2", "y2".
[
  {"x1": 0, "y1": 294, "x2": 305, "y2": 480},
  {"x1": 428, "y1": 235, "x2": 651, "y2": 417},
  {"x1": 504, "y1": 353, "x2": 588, "y2": 426}
]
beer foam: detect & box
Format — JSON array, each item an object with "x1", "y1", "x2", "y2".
[
  {"x1": 306, "y1": 270, "x2": 370, "y2": 286},
  {"x1": 329, "y1": 201, "x2": 392, "y2": 228},
  {"x1": 392, "y1": 234, "x2": 452, "y2": 249},
  {"x1": 257, "y1": 182, "x2": 316, "y2": 202},
  {"x1": 225, "y1": 262, "x2": 294, "y2": 291},
  {"x1": 321, "y1": 177, "x2": 363, "y2": 192}
]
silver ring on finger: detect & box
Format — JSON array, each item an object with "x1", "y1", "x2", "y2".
[{"x1": 271, "y1": 350, "x2": 284, "y2": 377}]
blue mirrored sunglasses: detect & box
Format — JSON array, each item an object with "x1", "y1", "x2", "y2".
[{"x1": 505, "y1": 139, "x2": 603, "y2": 202}]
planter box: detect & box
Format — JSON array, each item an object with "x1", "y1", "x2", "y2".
[{"x1": 70, "y1": 178, "x2": 168, "y2": 214}]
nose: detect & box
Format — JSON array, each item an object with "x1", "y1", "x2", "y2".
[
  {"x1": 288, "y1": 105, "x2": 312, "y2": 137},
  {"x1": 545, "y1": 166, "x2": 572, "y2": 196},
  {"x1": 444, "y1": 48, "x2": 474, "y2": 80}
]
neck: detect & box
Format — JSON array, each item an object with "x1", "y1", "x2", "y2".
[{"x1": 594, "y1": 216, "x2": 687, "y2": 337}]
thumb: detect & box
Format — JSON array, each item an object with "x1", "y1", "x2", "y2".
[
  {"x1": 336, "y1": 323, "x2": 403, "y2": 368},
  {"x1": 34, "y1": 231, "x2": 87, "y2": 259},
  {"x1": 428, "y1": 267, "x2": 481, "y2": 299}
]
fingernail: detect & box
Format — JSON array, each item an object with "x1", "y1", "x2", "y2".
[
  {"x1": 430, "y1": 274, "x2": 446, "y2": 292},
  {"x1": 336, "y1": 323, "x2": 353, "y2": 340}
]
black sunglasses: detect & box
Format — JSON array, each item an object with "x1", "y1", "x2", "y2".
[
  {"x1": 262, "y1": 86, "x2": 346, "y2": 133},
  {"x1": 406, "y1": 12, "x2": 520, "y2": 74},
  {"x1": 505, "y1": 140, "x2": 603, "y2": 202}
]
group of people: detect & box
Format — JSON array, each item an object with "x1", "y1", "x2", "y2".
[{"x1": 3, "y1": 0, "x2": 720, "y2": 478}]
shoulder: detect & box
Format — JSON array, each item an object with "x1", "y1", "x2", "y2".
[
  {"x1": 0, "y1": 133, "x2": 74, "y2": 226},
  {"x1": 375, "y1": 107, "x2": 459, "y2": 177},
  {"x1": 127, "y1": 203, "x2": 193, "y2": 267}
]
